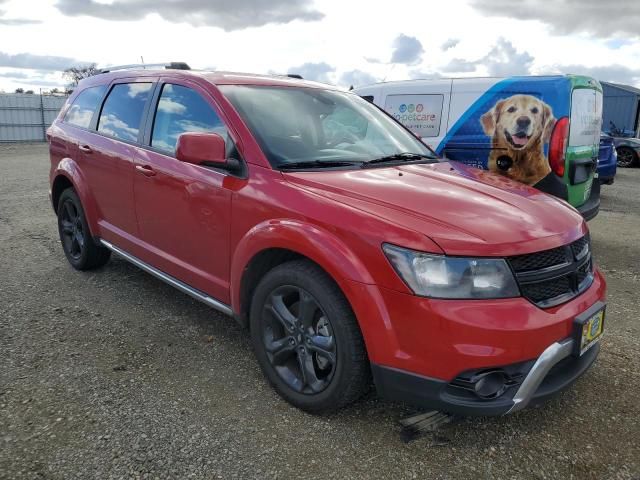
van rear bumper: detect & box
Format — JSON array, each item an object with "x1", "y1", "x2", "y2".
[{"x1": 578, "y1": 180, "x2": 600, "y2": 221}]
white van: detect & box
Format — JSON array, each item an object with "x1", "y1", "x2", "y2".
[{"x1": 354, "y1": 75, "x2": 603, "y2": 219}]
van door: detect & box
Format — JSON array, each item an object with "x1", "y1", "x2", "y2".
[{"x1": 567, "y1": 82, "x2": 603, "y2": 208}]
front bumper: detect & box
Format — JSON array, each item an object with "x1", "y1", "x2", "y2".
[
  {"x1": 372, "y1": 337, "x2": 600, "y2": 416},
  {"x1": 342, "y1": 268, "x2": 606, "y2": 416}
]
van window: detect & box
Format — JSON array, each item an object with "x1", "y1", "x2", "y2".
[
  {"x1": 63, "y1": 85, "x2": 107, "y2": 128},
  {"x1": 569, "y1": 89, "x2": 602, "y2": 147},
  {"x1": 97, "y1": 83, "x2": 153, "y2": 142},
  {"x1": 384, "y1": 94, "x2": 444, "y2": 137},
  {"x1": 151, "y1": 84, "x2": 227, "y2": 155}
]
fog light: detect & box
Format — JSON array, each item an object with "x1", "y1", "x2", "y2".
[{"x1": 473, "y1": 371, "x2": 508, "y2": 399}]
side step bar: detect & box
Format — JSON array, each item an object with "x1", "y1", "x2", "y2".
[{"x1": 99, "y1": 239, "x2": 233, "y2": 317}]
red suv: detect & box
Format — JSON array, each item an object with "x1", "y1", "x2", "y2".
[{"x1": 48, "y1": 64, "x2": 606, "y2": 415}]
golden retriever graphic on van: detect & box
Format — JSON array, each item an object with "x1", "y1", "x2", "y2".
[{"x1": 480, "y1": 94, "x2": 556, "y2": 186}]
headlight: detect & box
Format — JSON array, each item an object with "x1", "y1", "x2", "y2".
[{"x1": 382, "y1": 244, "x2": 520, "y2": 299}]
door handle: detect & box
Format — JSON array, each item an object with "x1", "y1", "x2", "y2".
[
  {"x1": 135, "y1": 165, "x2": 157, "y2": 177},
  {"x1": 78, "y1": 144, "x2": 93, "y2": 154}
]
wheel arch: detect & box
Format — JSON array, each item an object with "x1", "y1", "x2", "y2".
[
  {"x1": 231, "y1": 220, "x2": 376, "y2": 329},
  {"x1": 51, "y1": 174, "x2": 74, "y2": 212},
  {"x1": 51, "y1": 159, "x2": 100, "y2": 237}
]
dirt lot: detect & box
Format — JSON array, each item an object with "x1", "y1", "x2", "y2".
[{"x1": 1, "y1": 143, "x2": 639, "y2": 479}]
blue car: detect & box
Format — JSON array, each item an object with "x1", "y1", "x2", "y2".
[{"x1": 598, "y1": 133, "x2": 617, "y2": 185}]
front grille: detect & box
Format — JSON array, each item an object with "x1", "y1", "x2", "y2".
[
  {"x1": 509, "y1": 246, "x2": 568, "y2": 272},
  {"x1": 508, "y1": 235, "x2": 594, "y2": 308},
  {"x1": 571, "y1": 236, "x2": 589, "y2": 260},
  {"x1": 520, "y1": 276, "x2": 572, "y2": 304}
]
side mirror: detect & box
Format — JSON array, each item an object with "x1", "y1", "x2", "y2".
[{"x1": 176, "y1": 132, "x2": 226, "y2": 166}]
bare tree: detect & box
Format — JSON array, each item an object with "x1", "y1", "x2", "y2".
[{"x1": 63, "y1": 63, "x2": 99, "y2": 87}]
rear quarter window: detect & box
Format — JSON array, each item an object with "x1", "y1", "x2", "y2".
[{"x1": 63, "y1": 85, "x2": 107, "y2": 128}]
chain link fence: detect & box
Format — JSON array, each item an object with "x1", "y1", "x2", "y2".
[{"x1": 0, "y1": 93, "x2": 68, "y2": 142}]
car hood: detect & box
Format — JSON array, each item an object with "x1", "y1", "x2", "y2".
[{"x1": 283, "y1": 161, "x2": 587, "y2": 256}]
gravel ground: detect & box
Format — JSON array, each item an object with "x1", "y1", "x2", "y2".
[{"x1": 1, "y1": 143, "x2": 639, "y2": 480}]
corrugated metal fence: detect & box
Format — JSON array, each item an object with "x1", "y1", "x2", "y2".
[{"x1": 0, "y1": 93, "x2": 68, "y2": 142}]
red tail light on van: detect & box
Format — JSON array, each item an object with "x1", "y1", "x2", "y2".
[{"x1": 549, "y1": 117, "x2": 570, "y2": 177}]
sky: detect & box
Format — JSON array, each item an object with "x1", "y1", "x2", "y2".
[{"x1": 0, "y1": 0, "x2": 639, "y2": 92}]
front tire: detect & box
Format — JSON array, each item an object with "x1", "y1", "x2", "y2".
[
  {"x1": 617, "y1": 147, "x2": 638, "y2": 168},
  {"x1": 250, "y1": 260, "x2": 369, "y2": 413},
  {"x1": 57, "y1": 188, "x2": 110, "y2": 270}
]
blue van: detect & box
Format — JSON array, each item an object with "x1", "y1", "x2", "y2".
[{"x1": 355, "y1": 75, "x2": 603, "y2": 219}]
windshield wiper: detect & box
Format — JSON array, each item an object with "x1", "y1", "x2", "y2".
[
  {"x1": 279, "y1": 160, "x2": 364, "y2": 170},
  {"x1": 363, "y1": 152, "x2": 436, "y2": 167}
]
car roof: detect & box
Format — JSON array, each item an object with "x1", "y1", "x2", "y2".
[{"x1": 78, "y1": 69, "x2": 342, "y2": 91}]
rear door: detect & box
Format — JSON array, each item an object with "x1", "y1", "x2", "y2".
[
  {"x1": 80, "y1": 79, "x2": 155, "y2": 244},
  {"x1": 567, "y1": 79, "x2": 603, "y2": 207},
  {"x1": 131, "y1": 79, "x2": 236, "y2": 303}
]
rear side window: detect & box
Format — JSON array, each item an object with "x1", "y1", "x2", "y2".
[
  {"x1": 569, "y1": 89, "x2": 603, "y2": 147},
  {"x1": 151, "y1": 84, "x2": 226, "y2": 154},
  {"x1": 63, "y1": 85, "x2": 107, "y2": 128},
  {"x1": 97, "y1": 83, "x2": 152, "y2": 142}
]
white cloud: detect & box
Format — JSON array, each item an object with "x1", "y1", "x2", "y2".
[
  {"x1": 0, "y1": 51, "x2": 90, "y2": 71},
  {"x1": 390, "y1": 34, "x2": 424, "y2": 65},
  {"x1": 55, "y1": 0, "x2": 324, "y2": 31},
  {"x1": 441, "y1": 38, "x2": 534, "y2": 76},
  {"x1": 0, "y1": 0, "x2": 638, "y2": 92},
  {"x1": 287, "y1": 62, "x2": 335, "y2": 83},
  {"x1": 470, "y1": 0, "x2": 640, "y2": 38},
  {"x1": 338, "y1": 70, "x2": 377, "y2": 88},
  {"x1": 441, "y1": 38, "x2": 459, "y2": 51}
]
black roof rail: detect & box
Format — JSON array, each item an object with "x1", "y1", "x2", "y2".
[
  {"x1": 100, "y1": 62, "x2": 191, "y2": 74},
  {"x1": 286, "y1": 74, "x2": 303, "y2": 79}
]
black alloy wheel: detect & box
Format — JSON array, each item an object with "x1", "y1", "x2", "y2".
[
  {"x1": 261, "y1": 285, "x2": 337, "y2": 394},
  {"x1": 617, "y1": 147, "x2": 637, "y2": 168},
  {"x1": 56, "y1": 188, "x2": 110, "y2": 270},
  {"x1": 249, "y1": 259, "x2": 369, "y2": 413},
  {"x1": 59, "y1": 198, "x2": 85, "y2": 261}
]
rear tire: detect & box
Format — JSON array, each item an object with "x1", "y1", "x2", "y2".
[
  {"x1": 617, "y1": 147, "x2": 638, "y2": 168},
  {"x1": 250, "y1": 259, "x2": 369, "y2": 413},
  {"x1": 57, "y1": 188, "x2": 110, "y2": 270}
]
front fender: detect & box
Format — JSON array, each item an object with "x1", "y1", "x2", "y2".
[
  {"x1": 229, "y1": 219, "x2": 405, "y2": 361},
  {"x1": 230, "y1": 219, "x2": 376, "y2": 313},
  {"x1": 53, "y1": 158, "x2": 100, "y2": 237}
]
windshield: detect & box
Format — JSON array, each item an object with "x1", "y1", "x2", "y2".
[{"x1": 219, "y1": 85, "x2": 437, "y2": 169}]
